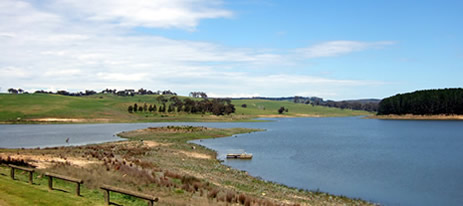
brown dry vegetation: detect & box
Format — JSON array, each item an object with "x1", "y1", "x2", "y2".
[{"x1": 0, "y1": 126, "x2": 373, "y2": 206}]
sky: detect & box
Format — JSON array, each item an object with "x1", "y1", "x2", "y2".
[{"x1": 0, "y1": 0, "x2": 462, "y2": 100}]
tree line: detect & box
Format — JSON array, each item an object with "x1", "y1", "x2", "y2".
[
  {"x1": 377, "y1": 88, "x2": 463, "y2": 115},
  {"x1": 320, "y1": 100, "x2": 379, "y2": 112},
  {"x1": 128, "y1": 96, "x2": 235, "y2": 116},
  {"x1": 7, "y1": 88, "x2": 179, "y2": 97},
  {"x1": 189, "y1": 92, "x2": 208, "y2": 99},
  {"x1": 103, "y1": 88, "x2": 177, "y2": 96}
]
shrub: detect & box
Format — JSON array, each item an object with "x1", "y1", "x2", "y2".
[
  {"x1": 208, "y1": 188, "x2": 219, "y2": 199},
  {"x1": 164, "y1": 170, "x2": 182, "y2": 179},
  {"x1": 244, "y1": 198, "x2": 252, "y2": 206},
  {"x1": 239, "y1": 193, "x2": 246, "y2": 204},
  {"x1": 226, "y1": 191, "x2": 235, "y2": 203}
]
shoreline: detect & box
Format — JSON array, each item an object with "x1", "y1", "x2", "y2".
[
  {"x1": 368, "y1": 114, "x2": 463, "y2": 120},
  {"x1": 0, "y1": 113, "x2": 373, "y2": 125},
  {"x1": 0, "y1": 126, "x2": 372, "y2": 205}
]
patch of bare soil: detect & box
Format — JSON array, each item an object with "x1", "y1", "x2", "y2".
[
  {"x1": 178, "y1": 151, "x2": 212, "y2": 159},
  {"x1": 371, "y1": 114, "x2": 463, "y2": 120},
  {"x1": 111, "y1": 140, "x2": 171, "y2": 148},
  {"x1": 25, "y1": 118, "x2": 111, "y2": 123},
  {"x1": 0, "y1": 153, "x2": 98, "y2": 169},
  {"x1": 257, "y1": 114, "x2": 320, "y2": 118}
]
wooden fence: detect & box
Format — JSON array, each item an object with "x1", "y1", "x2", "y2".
[
  {"x1": 2, "y1": 164, "x2": 159, "y2": 204},
  {"x1": 8, "y1": 164, "x2": 34, "y2": 184},
  {"x1": 45, "y1": 172, "x2": 84, "y2": 196},
  {"x1": 101, "y1": 184, "x2": 159, "y2": 206}
]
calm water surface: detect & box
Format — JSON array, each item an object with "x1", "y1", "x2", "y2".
[{"x1": 1, "y1": 117, "x2": 462, "y2": 206}]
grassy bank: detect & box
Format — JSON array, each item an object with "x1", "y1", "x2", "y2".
[
  {"x1": 0, "y1": 126, "x2": 372, "y2": 205},
  {"x1": 0, "y1": 93, "x2": 371, "y2": 123},
  {"x1": 370, "y1": 114, "x2": 463, "y2": 120}
]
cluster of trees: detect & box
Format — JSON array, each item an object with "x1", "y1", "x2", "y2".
[
  {"x1": 32, "y1": 90, "x2": 53, "y2": 94},
  {"x1": 7, "y1": 88, "x2": 26, "y2": 94},
  {"x1": 278, "y1": 107, "x2": 288, "y2": 114},
  {"x1": 189, "y1": 92, "x2": 208, "y2": 99},
  {"x1": 59, "y1": 90, "x2": 97, "y2": 96},
  {"x1": 377, "y1": 88, "x2": 463, "y2": 115},
  {"x1": 100, "y1": 88, "x2": 177, "y2": 96},
  {"x1": 128, "y1": 96, "x2": 235, "y2": 116}
]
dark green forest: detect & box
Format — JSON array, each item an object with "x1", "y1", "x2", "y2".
[{"x1": 377, "y1": 88, "x2": 463, "y2": 115}]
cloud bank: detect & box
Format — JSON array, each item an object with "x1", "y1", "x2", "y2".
[{"x1": 0, "y1": 0, "x2": 392, "y2": 99}]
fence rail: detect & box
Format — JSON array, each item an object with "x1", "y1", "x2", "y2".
[
  {"x1": 101, "y1": 184, "x2": 159, "y2": 206},
  {"x1": 45, "y1": 172, "x2": 84, "y2": 196},
  {"x1": 8, "y1": 164, "x2": 35, "y2": 184}
]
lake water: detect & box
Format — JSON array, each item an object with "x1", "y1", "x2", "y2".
[{"x1": 1, "y1": 118, "x2": 462, "y2": 206}]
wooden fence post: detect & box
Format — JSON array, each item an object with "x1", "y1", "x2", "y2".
[
  {"x1": 48, "y1": 176, "x2": 53, "y2": 190},
  {"x1": 76, "y1": 182, "x2": 81, "y2": 196},
  {"x1": 28, "y1": 171, "x2": 33, "y2": 184},
  {"x1": 10, "y1": 167, "x2": 15, "y2": 180},
  {"x1": 103, "y1": 189, "x2": 110, "y2": 205}
]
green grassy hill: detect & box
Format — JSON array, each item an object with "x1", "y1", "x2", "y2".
[{"x1": 0, "y1": 93, "x2": 371, "y2": 123}]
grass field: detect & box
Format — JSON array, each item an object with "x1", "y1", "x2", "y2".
[{"x1": 0, "y1": 93, "x2": 371, "y2": 123}]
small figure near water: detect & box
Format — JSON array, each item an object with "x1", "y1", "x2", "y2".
[{"x1": 65, "y1": 137, "x2": 70, "y2": 144}]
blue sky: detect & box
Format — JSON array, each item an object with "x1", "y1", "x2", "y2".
[{"x1": 0, "y1": 0, "x2": 462, "y2": 100}]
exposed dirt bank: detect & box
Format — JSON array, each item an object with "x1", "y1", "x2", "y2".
[{"x1": 369, "y1": 114, "x2": 463, "y2": 120}]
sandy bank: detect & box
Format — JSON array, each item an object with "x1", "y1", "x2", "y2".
[
  {"x1": 368, "y1": 114, "x2": 463, "y2": 120},
  {"x1": 25, "y1": 118, "x2": 112, "y2": 123}
]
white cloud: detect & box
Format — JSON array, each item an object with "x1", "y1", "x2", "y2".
[
  {"x1": 208, "y1": 93, "x2": 261, "y2": 98},
  {"x1": 96, "y1": 72, "x2": 148, "y2": 82},
  {"x1": 0, "y1": 66, "x2": 31, "y2": 78},
  {"x1": 296, "y1": 41, "x2": 395, "y2": 58},
  {"x1": 43, "y1": 69, "x2": 82, "y2": 77},
  {"x1": 0, "y1": 32, "x2": 15, "y2": 38},
  {"x1": 50, "y1": 0, "x2": 232, "y2": 29}
]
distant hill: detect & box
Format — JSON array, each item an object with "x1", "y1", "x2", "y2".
[
  {"x1": 232, "y1": 97, "x2": 380, "y2": 112},
  {"x1": 0, "y1": 93, "x2": 371, "y2": 123}
]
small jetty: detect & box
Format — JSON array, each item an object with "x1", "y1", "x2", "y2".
[{"x1": 226, "y1": 153, "x2": 253, "y2": 159}]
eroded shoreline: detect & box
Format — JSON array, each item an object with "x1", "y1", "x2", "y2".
[{"x1": 368, "y1": 114, "x2": 463, "y2": 120}]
